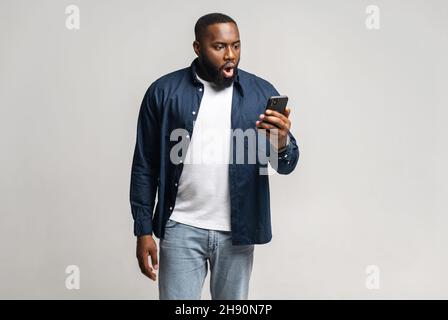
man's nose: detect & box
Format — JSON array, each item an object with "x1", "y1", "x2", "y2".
[{"x1": 224, "y1": 45, "x2": 236, "y2": 60}]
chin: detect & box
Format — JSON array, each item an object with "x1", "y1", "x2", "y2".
[
  {"x1": 214, "y1": 71, "x2": 236, "y2": 88},
  {"x1": 214, "y1": 77, "x2": 234, "y2": 88}
]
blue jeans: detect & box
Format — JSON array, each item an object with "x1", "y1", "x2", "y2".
[{"x1": 159, "y1": 219, "x2": 255, "y2": 300}]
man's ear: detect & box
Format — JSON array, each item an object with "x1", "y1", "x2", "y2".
[{"x1": 193, "y1": 40, "x2": 200, "y2": 56}]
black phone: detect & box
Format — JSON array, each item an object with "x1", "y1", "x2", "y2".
[{"x1": 266, "y1": 95, "x2": 288, "y2": 114}]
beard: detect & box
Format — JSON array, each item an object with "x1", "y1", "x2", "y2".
[{"x1": 198, "y1": 54, "x2": 238, "y2": 89}]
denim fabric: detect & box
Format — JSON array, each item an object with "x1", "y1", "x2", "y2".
[{"x1": 159, "y1": 219, "x2": 254, "y2": 300}]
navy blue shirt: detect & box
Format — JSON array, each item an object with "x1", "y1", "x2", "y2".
[{"x1": 130, "y1": 58, "x2": 300, "y2": 245}]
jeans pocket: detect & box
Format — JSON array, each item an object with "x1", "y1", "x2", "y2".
[{"x1": 164, "y1": 218, "x2": 178, "y2": 229}]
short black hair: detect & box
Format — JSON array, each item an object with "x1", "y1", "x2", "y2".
[{"x1": 194, "y1": 13, "x2": 237, "y2": 42}]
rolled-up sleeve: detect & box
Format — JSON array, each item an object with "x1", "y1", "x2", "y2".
[
  {"x1": 130, "y1": 84, "x2": 160, "y2": 236},
  {"x1": 273, "y1": 131, "x2": 299, "y2": 174}
]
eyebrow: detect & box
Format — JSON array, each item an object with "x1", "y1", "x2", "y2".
[{"x1": 212, "y1": 40, "x2": 241, "y2": 45}]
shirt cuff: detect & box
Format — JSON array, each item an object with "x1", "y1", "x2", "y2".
[
  {"x1": 273, "y1": 134, "x2": 290, "y2": 153},
  {"x1": 134, "y1": 217, "x2": 153, "y2": 237}
]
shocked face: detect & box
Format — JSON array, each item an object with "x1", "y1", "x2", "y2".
[{"x1": 194, "y1": 22, "x2": 241, "y2": 88}]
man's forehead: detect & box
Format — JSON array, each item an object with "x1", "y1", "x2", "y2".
[{"x1": 204, "y1": 23, "x2": 239, "y2": 41}]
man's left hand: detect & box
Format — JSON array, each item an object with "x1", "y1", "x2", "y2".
[{"x1": 256, "y1": 107, "x2": 291, "y2": 150}]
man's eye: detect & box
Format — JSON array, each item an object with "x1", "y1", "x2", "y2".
[{"x1": 216, "y1": 45, "x2": 224, "y2": 50}]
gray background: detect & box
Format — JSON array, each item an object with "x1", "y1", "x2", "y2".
[{"x1": 1, "y1": 0, "x2": 447, "y2": 299}]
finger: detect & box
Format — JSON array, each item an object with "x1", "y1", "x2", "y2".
[
  {"x1": 259, "y1": 114, "x2": 288, "y2": 130},
  {"x1": 255, "y1": 121, "x2": 271, "y2": 138},
  {"x1": 284, "y1": 107, "x2": 291, "y2": 118},
  {"x1": 256, "y1": 120, "x2": 277, "y2": 131},
  {"x1": 138, "y1": 254, "x2": 156, "y2": 281},
  {"x1": 144, "y1": 254, "x2": 157, "y2": 280},
  {"x1": 150, "y1": 249, "x2": 159, "y2": 271},
  {"x1": 256, "y1": 121, "x2": 285, "y2": 140},
  {"x1": 265, "y1": 109, "x2": 289, "y2": 121},
  {"x1": 137, "y1": 253, "x2": 145, "y2": 273}
]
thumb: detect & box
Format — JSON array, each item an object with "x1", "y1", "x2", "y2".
[
  {"x1": 284, "y1": 107, "x2": 291, "y2": 118},
  {"x1": 150, "y1": 248, "x2": 159, "y2": 270}
]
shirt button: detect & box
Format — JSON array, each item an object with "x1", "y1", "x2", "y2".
[
  {"x1": 169, "y1": 206, "x2": 173, "y2": 211},
  {"x1": 287, "y1": 161, "x2": 290, "y2": 165},
  {"x1": 285, "y1": 154, "x2": 288, "y2": 158},
  {"x1": 186, "y1": 135, "x2": 190, "y2": 139},
  {"x1": 179, "y1": 160, "x2": 183, "y2": 163},
  {"x1": 174, "y1": 183, "x2": 178, "y2": 187},
  {"x1": 192, "y1": 111, "x2": 196, "y2": 115},
  {"x1": 198, "y1": 87, "x2": 203, "y2": 92}
]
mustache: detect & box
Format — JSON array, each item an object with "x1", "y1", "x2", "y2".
[
  {"x1": 223, "y1": 62, "x2": 236, "y2": 68},
  {"x1": 222, "y1": 62, "x2": 236, "y2": 70}
]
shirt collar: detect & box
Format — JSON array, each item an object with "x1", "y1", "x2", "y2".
[{"x1": 190, "y1": 58, "x2": 245, "y2": 96}]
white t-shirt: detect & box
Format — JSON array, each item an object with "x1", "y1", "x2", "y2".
[{"x1": 169, "y1": 73, "x2": 234, "y2": 231}]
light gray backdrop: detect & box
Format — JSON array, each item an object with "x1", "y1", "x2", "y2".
[{"x1": 0, "y1": 0, "x2": 447, "y2": 299}]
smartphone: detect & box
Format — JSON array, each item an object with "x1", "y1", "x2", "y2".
[{"x1": 266, "y1": 95, "x2": 288, "y2": 114}]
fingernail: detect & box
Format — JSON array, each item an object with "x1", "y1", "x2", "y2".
[
  {"x1": 259, "y1": 114, "x2": 264, "y2": 119},
  {"x1": 154, "y1": 264, "x2": 159, "y2": 270}
]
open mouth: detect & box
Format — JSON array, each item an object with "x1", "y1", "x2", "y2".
[{"x1": 222, "y1": 65, "x2": 235, "y2": 78}]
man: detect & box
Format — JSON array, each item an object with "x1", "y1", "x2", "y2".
[{"x1": 130, "y1": 13, "x2": 299, "y2": 300}]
